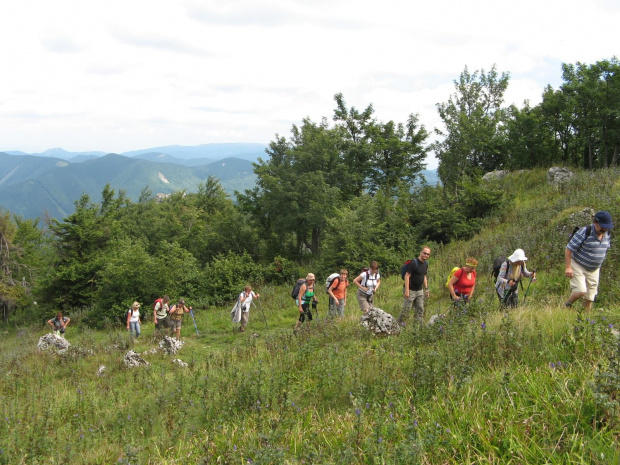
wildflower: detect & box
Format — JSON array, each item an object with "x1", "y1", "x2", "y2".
[
  {"x1": 378, "y1": 437, "x2": 383, "y2": 443},
  {"x1": 609, "y1": 324, "x2": 614, "y2": 328},
  {"x1": 550, "y1": 363, "x2": 555, "y2": 368},
  {"x1": 355, "y1": 409, "x2": 361, "y2": 416},
  {"x1": 128, "y1": 415, "x2": 131, "y2": 420},
  {"x1": 366, "y1": 403, "x2": 370, "y2": 409},
  {"x1": 446, "y1": 428, "x2": 450, "y2": 433},
  {"x1": 234, "y1": 445, "x2": 237, "y2": 451},
  {"x1": 414, "y1": 420, "x2": 418, "y2": 426},
  {"x1": 481, "y1": 322, "x2": 486, "y2": 330}
]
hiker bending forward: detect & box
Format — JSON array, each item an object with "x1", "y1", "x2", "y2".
[
  {"x1": 48, "y1": 312, "x2": 70, "y2": 337},
  {"x1": 565, "y1": 211, "x2": 613, "y2": 311},
  {"x1": 354, "y1": 262, "x2": 381, "y2": 314},
  {"x1": 496, "y1": 249, "x2": 536, "y2": 307},
  {"x1": 295, "y1": 274, "x2": 317, "y2": 331},
  {"x1": 448, "y1": 257, "x2": 478, "y2": 303},
  {"x1": 169, "y1": 299, "x2": 191, "y2": 339}
]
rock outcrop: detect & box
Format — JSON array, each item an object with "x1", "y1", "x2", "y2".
[
  {"x1": 123, "y1": 351, "x2": 150, "y2": 368},
  {"x1": 37, "y1": 333, "x2": 71, "y2": 353},
  {"x1": 159, "y1": 336, "x2": 185, "y2": 355},
  {"x1": 547, "y1": 167, "x2": 574, "y2": 185},
  {"x1": 360, "y1": 307, "x2": 401, "y2": 336}
]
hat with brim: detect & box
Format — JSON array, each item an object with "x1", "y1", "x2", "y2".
[
  {"x1": 594, "y1": 211, "x2": 614, "y2": 229},
  {"x1": 508, "y1": 249, "x2": 527, "y2": 262}
]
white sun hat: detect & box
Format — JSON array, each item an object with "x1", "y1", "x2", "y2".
[{"x1": 508, "y1": 249, "x2": 527, "y2": 262}]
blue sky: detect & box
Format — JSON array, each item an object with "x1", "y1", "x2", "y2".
[{"x1": 1, "y1": 0, "x2": 618, "y2": 168}]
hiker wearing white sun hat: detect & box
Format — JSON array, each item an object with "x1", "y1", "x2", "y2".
[{"x1": 495, "y1": 249, "x2": 536, "y2": 307}]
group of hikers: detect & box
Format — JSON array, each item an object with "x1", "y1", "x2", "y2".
[
  {"x1": 280, "y1": 210, "x2": 613, "y2": 331},
  {"x1": 48, "y1": 211, "x2": 614, "y2": 337}
]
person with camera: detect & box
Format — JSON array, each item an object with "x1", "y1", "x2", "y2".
[
  {"x1": 294, "y1": 274, "x2": 318, "y2": 332},
  {"x1": 168, "y1": 298, "x2": 191, "y2": 339},
  {"x1": 47, "y1": 312, "x2": 70, "y2": 338},
  {"x1": 353, "y1": 261, "x2": 381, "y2": 314}
]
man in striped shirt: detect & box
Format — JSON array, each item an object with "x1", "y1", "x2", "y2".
[{"x1": 564, "y1": 211, "x2": 614, "y2": 311}]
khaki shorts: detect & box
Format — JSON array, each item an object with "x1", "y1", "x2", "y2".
[
  {"x1": 570, "y1": 259, "x2": 600, "y2": 302},
  {"x1": 169, "y1": 318, "x2": 182, "y2": 331}
]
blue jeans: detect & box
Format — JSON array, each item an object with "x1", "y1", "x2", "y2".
[{"x1": 129, "y1": 321, "x2": 141, "y2": 338}]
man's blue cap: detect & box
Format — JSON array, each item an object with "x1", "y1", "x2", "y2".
[{"x1": 594, "y1": 211, "x2": 614, "y2": 229}]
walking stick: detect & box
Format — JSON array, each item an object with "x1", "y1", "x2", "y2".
[
  {"x1": 521, "y1": 270, "x2": 536, "y2": 306},
  {"x1": 252, "y1": 299, "x2": 269, "y2": 330},
  {"x1": 189, "y1": 307, "x2": 199, "y2": 335}
]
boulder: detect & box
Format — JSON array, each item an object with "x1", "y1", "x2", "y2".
[
  {"x1": 38, "y1": 333, "x2": 71, "y2": 353},
  {"x1": 159, "y1": 335, "x2": 185, "y2": 355},
  {"x1": 361, "y1": 307, "x2": 401, "y2": 336},
  {"x1": 123, "y1": 350, "x2": 150, "y2": 368},
  {"x1": 547, "y1": 167, "x2": 574, "y2": 185},
  {"x1": 482, "y1": 170, "x2": 509, "y2": 181}
]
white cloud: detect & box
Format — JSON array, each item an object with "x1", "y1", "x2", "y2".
[{"x1": 0, "y1": 0, "x2": 618, "y2": 167}]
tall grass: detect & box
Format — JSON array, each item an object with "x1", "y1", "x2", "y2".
[{"x1": 1, "y1": 167, "x2": 620, "y2": 464}]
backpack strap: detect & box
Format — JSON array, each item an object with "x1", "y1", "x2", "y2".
[{"x1": 576, "y1": 225, "x2": 593, "y2": 251}]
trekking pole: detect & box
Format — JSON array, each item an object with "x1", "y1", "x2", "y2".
[
  {"x1": 252, "y1": 299, "x2": 269, "y2": 330},
  {"x1": 521, "y1": 270, "x2": 536, "y2": 306},
  {"x1": 189, "y1": 307, "x2": 199, "y2": 335}
]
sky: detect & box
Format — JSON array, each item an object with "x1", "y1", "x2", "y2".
[{"x1": 1, "y1": 0, "x2": 618, "y2": 169}]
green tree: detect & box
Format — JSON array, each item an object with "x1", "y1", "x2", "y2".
[
  {"x1": 42, "y1": 187, "x2": 127, "y2": 309},
  {"x1": 503, "y1": 101, "x2": 560, "y2": 169},
  {"x1": 434, "y1": 65, "x2": 510, "y2": 194},
  {"x1": 366, "y1": 115, "x2": 429, "y2": 196}
]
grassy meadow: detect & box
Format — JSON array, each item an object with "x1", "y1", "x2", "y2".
[{"x1": 1, "y1": 168, "x2": 620, "y2": 464}]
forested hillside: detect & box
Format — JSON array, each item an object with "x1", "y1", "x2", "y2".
[{"x1": 0, "y1": 57, "x2": 619, "y2": 463}]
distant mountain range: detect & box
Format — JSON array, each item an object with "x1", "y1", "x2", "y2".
[
  {"x1": 0, "y1": 143, "x2": 265, "y2": 219},
  {"x1": 0, "y1": 143, "x2": 438, "y2": 220}
]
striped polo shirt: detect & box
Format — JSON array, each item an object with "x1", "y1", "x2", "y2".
[{"x1": 567, "y1": 225, "x2": 611, "y2": 271}]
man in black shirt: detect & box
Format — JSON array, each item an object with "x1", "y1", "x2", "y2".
[{"x1": 398, "y1": 246, "x2": 430, "y2": 325}]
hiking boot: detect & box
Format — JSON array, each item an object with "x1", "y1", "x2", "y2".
[{"x1": 564, "y1": 301, "x2": 572, "y2": 308}]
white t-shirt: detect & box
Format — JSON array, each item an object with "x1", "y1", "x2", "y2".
[
  {"x1": 239, "y1": 291, "x2": 255, "y2": 312},
  {"x1": 361, "y1": 271, "x2": 380, "y2": 290},
  {"x1": 129, "y1": 309, "x2": 140, "y2": 323}
]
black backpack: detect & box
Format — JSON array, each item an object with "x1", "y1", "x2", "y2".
[
  {"x1": 291, "y1": 279, "x2": 306, "y2": 300},
  {"x1": 492, "y1": 256, "x2": 508, "y2": 283},
  {"x1": 570, "y1": 225, "x2": 592, "y2": 249}
]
